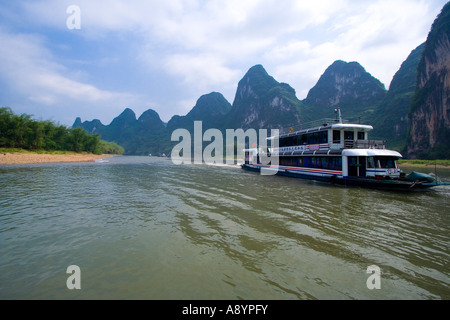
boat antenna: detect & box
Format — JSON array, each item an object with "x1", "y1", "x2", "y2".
[
  {"x1": 335, "y1": 108, "x2": 343, "y2": 124},
  {"x1": 435, "y1": 161, "x2": 438, "y2": 185}
]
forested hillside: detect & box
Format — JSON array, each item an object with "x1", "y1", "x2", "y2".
[{"x1": 0, "y1": 107, "x2": 124, "y2": 155}]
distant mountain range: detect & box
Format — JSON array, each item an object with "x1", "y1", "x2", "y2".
[{"x1": 74, "y1": 3, "x2": 450, "y2": 159}]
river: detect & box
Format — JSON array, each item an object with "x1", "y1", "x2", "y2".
[{"x1": 0, "y1": 156, "x2": 449, "y2": 299}]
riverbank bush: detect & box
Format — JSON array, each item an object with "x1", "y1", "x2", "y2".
[
  {"x1": 398, "y1": 159, "x2": 450, "y2": 167},
  {"x1": 0, "y1": 107, "x2": 124, "y2": 155}
]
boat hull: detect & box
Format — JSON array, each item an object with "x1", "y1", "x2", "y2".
[{"x1": 241, "y1": 164, "x2": 438, "y2": 191}]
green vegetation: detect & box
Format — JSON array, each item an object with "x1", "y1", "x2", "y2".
[
  {"x1": 303, "y1": 60, "x2": 387, "y2": 124},
  {"x1": 406, "y1": 4, "x2": 450, "y2": 159},
  {"x1": 0, "y1": 147, "x2": 111, "y2": 156},
  {"x1": 0, "y1": 107, "x2": 124, "y2": 155},
  {"x1": 224, "y1": 65, "x2": 303, "y2": 130},
  {"x1": 0, "y1": 148, "x2": 77, "y2": 154},
  {"x1": 97, "y1": 140, "x2": 124, "y2": 155},
  {"x1": 398, "y1": 159, "x2": 450, "y2": 167},
  {"x1": 370, "y1": 43, "x2": 425, "y2": 152}
]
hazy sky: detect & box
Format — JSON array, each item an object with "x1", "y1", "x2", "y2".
[{"x1": 0, "y1": 0, "x2": 447, "y2": 126}]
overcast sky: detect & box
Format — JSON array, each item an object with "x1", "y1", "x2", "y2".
[{"x1": 0, "y1": 0, "x2": 447, "y2": 126}]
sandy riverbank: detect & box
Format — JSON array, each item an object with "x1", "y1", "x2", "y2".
[{"x1": 0, "y1": 152, "x2": 117, "y2": 165}]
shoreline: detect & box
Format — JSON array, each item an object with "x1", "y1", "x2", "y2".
[
  {"x1": 0, "y1": 152, "x2": 117, "y2": 165},
  {"x1": 398, "y1": 163, "x2": 450, "y2": 169},
  {"x1": 1, "y1": 152, "x2": 448, "y2": 169}
]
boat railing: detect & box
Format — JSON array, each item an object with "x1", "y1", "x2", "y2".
[
  {"x1": 345, "y1": 140, "x2": 386, "y2": 149},
  {"x1": 279, "y1": 118, "x2": 349, "y2": 135}
]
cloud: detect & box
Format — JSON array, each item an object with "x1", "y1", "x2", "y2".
[
  {"x1": 269, "y1": 0, "x2": 442, "y2": 96},
  {"x1": 329, "y1": 0, "x2": 433, "y2": 85},
  {"x1": 0, "y1": 28, "x2": 126, "y2": 101},
  {"x1": 165, "y1": 54, "x2": 240, "y2": 88},
  {"x1": 0, "y1": 0, "x2": 447, "y2": 125},
  {"x1": 0, "y1": 27, "x2": 144, "y2": 125}
]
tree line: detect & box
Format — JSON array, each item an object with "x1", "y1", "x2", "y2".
[{"x1": 0, "y1": 107, "x2": 124, "y2": 155}]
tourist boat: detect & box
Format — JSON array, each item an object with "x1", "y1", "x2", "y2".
[{"x1": 242, "y1": 109, "x2": 447, "y2": 191}]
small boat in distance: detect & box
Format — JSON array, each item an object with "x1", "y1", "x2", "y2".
[{"x1": 242, "y1": 109, "x2": 449, "y2": 191}]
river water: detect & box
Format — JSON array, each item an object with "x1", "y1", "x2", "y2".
[{"x1": 0, "y1": 156, "x2": 449, "y2": 300}]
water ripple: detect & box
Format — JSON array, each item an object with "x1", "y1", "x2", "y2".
[{"x1": 0, "y1": 158, "x2": 449, "y2": 299}]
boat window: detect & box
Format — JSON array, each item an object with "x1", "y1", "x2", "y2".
[
  {"x1": 286, "y1": 137, "x2": 292, "y2": 146},
  {"x1": 304, "y1": 157, "x2": 311, "y2": 167},
  {"x1": 300, "y1": 134, "x2": 307, "y2": 145},
  {"x1": 302, "y1": 156, "x2": 342, "y2": 170},
  {"x1": 280, "y1": 156, "x2": 302, "y2": 167},
  {"x1": 375, "y1": 157, "x2": 397, "y2": 169},
  {"x1": 280, "y1": 137, "x2": 291, "y2": 147},
  {"x1": 307, "y1": 132, "x2": 320, "y2": 145},
  {"x1": 281, "y1": 135, "x2": 308, "y2": 147},
  {"x1": 344, "y1": 131, "x2": 354, "y2": 141},
  {"x1": 332, "y1": 157, "x2": 343, "y2": 170},
  {"x1": 320, "y1": 131, "x2": 328, "y2": 144},
  {"x1": 294, "y1": 135, "x2": 304, "y2": 146},
  {"x1": 367, "y1": 157, "x2": 375, "y2": 168},
  {"x1": 333, "y1": 130, "x2": 341, "y2": 143},
  {"x1": 357, "y1": 131, "x2": 365, "y2": 140}
]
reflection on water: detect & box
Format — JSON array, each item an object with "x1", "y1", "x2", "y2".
[{"x1": 0, "y1": 157, "x2": 449, "y2": 299}]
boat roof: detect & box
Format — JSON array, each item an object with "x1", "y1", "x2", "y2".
[
  {"x1": 330, "y1": 124, "x2": 373, "y2": 131},
  {"x1": 270, "y1": 123, "x2": 374, "y2": 140},
  {"x1": 342, "y1": 149, "x2": 403, "y2": 158}
]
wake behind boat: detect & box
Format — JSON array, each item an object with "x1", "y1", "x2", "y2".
[{"x1": 242, "y1": 109, "x2": 449, "y2": 191}]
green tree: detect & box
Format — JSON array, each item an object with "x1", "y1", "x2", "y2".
[
  {"x1": 0, "y1": 107, "x2": 14, "y2": 147},
  {"x1": 64, "y1": 127, "x2": 88, "y2": 152},
  {"x1": 0, "y1": 107, "x2": 124, "y2": 154}
]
